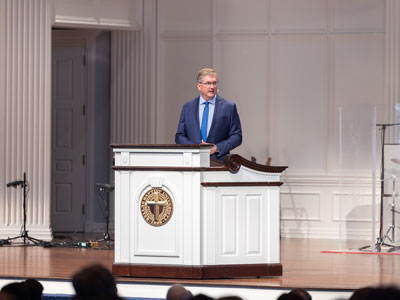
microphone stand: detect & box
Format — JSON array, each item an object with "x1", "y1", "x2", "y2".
[
  {"x1": 96, "y1": 183, "x2": 114, "y2": 243},
  {"x1": 6, "y1": 172, "x2": 44, "y2": 246}
]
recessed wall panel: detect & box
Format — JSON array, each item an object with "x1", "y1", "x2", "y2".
[
  {"x1": 54, "y1": 183, "x2": 72, "y2": 213},
  {"x1": 329, "y1": 36, "x2": 384, "y2": 174},
  {"x1": 55, "y1": 159, "x2": 72, "y2": 172},
  {"x1": 158, "y1": 0, "x2": 212, "y2": 33},
  {"x1": 56, "y1": 58, "x2": 73, "y2": 98},
  {"x1": 246, "y1": 195, "x2": 262, "y2": 254},
  {"x1": 332, "y1": 193, "x2": 378, "y2": 222},
  {"x1": 157, "y1": 38, "x2": 211, "y2": 144},
  {"x1": 281, "y1": 192, "x2": 321, "y2": 221},
  {"x1": 55, "y1": 109, "x2": 73, "y2": 149},
  {"x1": 215, "y1": 0, "x2": 268, "y2": 33},
  {"x1": 221, "y1": 195, "x2": 238, "y2": 255},
  {"x1": 333, "y1": 36, "x2": 384, "y2": 107},
  {"x1": 270, "y1": 36, "x2": 328, "y2": 173},
  {"x1": 331, "y1": 0, "x2": 384, "y2": 33},
  {"x1": 215, "y1": 37, "x2": 268, "y2": 162},
  {"x1": 271, "y1": 0, "x2": 327, "y2": 33}
]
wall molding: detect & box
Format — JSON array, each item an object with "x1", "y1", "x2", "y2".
[
  {"x1": 281, "y1": 227, "x2": 378, "y2": 240},
  {"x1": 53, "y1": 0, "x2": 143, "y2": 30}
]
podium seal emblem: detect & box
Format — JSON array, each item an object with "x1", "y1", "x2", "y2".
[{"x1": 140, "y1": 188, "x2": 173, "y2": 227}]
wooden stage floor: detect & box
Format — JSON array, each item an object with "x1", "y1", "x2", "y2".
[{"x1": 0, "y1": 238, "x2": 399, "y2": 293}]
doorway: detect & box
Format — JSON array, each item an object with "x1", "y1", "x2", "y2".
[{"x1": 51, "y1": 29, "x2": 111, "y2": 233}]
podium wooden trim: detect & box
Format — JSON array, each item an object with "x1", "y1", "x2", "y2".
[
  {"x1": 112, "y1": 144, "x2": 287, "y2": 279},
  {"x1": 201, "y1": 182, "x2": 284, "y2": 187},
  {"x1": 112, "y1": 263, "x2": 282, "y2": 279}
]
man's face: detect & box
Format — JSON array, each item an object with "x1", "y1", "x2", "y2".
[{"x1": 197, "y1": 75, "x2": 218, "y2": 101}]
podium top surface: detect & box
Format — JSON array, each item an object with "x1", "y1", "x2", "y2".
[
  {"x1": 111, "y1": 144, "x2": 213, "y2": 149},
  {"x1": 112, "y1": 144, "x2": 287, "y2": 174}
]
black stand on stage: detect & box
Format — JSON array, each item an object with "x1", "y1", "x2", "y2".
[
  {"x1": 5, "y1": 172, "x2": 44, "y2": 246},
  {"x1": 381, "y1": 173, "x2": 400, "y2": 252},
  {"x1": 96, "y1": 183, "x2": 114, "y2": 243},
  {"x1": 359, "y1": 123, "x2": 400, "y2": 252}
]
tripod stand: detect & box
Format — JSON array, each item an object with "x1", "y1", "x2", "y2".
[
  {"x1": 96, "y1": 183, "x2": 114, "y2": 243},
  {"x1": 6, "y1": 172, "x2": 44, "y2": 246},
  {"x1": 375, "y1": 124, "x2": 400, "y2": 251},
  {"x1": 358, "y1": 123, "x2": 400, "y2": 252},
  {"x1": 381, "y1": 171, "x2": 400, "y2": 252}
]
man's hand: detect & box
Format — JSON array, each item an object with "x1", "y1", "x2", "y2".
[{"x1": 201, "y1": 140, "x2": 217, "y2": 154}]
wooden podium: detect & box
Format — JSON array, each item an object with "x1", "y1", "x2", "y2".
[{"x1": 111, "y1": 144, "x2": 286, "y2": 279}]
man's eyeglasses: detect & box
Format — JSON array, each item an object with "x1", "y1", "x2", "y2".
[{"x1": 200, "y1": 81, "x2": 218, "y2": 87}]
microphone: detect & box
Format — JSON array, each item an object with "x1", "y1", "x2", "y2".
[
  {"x1": 6, "y1": 180, "x2": 24, "y2": 188},
  {"x1": 96, "y1": 183, "x2": 114, "y2": 192}
]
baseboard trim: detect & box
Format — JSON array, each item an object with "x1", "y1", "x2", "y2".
[
  {"x1": 280, "y1": 227, "x2": 378, "y2": 240},
  {"x1": 0, "y1": 228, "x2": 53, "y2": 241}
]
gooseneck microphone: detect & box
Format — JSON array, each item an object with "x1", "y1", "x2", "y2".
[{"x1": 96, "y1": 183, "x2": 114, "y2": 192}]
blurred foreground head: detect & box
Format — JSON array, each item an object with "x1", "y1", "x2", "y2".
[
  {"x1": 72, "y1": 264, "x2": 117, "y2": 300},
  {"x1": 277, "y1": 288, "x2": 311, "y2": 300},
  {"x1": 350, "y1": 285, "x2": 400, "y2": 300},
  {"x1": 1, "y1": 282, "x2": 29, "y2": 300},
  {"x1": 166, "y1": 284, "x2": 193, "y2": 300},
  {"x1": 22, "y1": 279, "x2": 43, "y2": 300}
]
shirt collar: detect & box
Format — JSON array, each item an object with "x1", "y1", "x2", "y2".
[{"x1": 200, "y1": 95, "x2": 217, "y2": 105}]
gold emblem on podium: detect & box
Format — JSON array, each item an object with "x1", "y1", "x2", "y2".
[{"x1": 140, "y1": 188, "x2": 173, "y2": 227}]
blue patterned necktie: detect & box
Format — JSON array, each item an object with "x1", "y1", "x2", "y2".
[{"x1": 200, "y1": 101, "x2": 209, "y2": 142}]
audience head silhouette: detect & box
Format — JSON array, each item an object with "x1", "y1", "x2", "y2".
[
  {"x1": 72, "y1": 264, "x2": 118, "y2": 300},
  {"x1": 277, "y1": 288, "x2": 311, "y2": 300},
  {"x1": 0, "y1": 283, "x2": 29, "y2": 300},
  {"x1": 349, "y1": 287, "x2": 374, "y2": 300},
  {"x1": 190, "y1": 294, "x2": 215, "y2": 300},
  {"x1": 166, "y1": 284, "x2": 193, "y2": 300},
  {"x1": 0, "y1": 291, "x2": 18, "y2": 300},
  {"x1": 349, "y1": 285, "x2": 400, "y2": 300},
  {"x1": 22, "y1": 279, "x2": 43, "y2": 300}
]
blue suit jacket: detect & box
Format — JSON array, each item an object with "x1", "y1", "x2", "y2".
[{"x1": 175, "y1": 95, "x2": 242, "y2": 159}]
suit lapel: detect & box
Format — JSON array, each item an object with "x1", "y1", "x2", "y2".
[
  {"x1": 193, "y1": 97, "x2": 201, "y2": 140},
  {"x1": 208, "y1": 95, "x2": 221, "y2": 139}
]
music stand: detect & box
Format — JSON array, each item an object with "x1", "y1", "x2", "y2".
[
  {"x1": 96, "y1": 183, "x2": 114, "y2": 243},
  {"x1": 5, "y1": 172, "x2": 44, "y2": 246}
]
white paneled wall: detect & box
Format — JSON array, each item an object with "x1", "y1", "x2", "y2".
[
  {"x1": 155, "y1": 0, "x2": 396, "y2": 239},
  {"x1": 0, "y1": 0, "x2": 53, "y2": 239}
]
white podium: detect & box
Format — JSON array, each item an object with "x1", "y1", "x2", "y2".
[{"x1": 111, "y1": 144, "x2": 286, "y2": 278}]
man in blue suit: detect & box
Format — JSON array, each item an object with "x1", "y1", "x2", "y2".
[{"x1": 175, "y1": 68, "x2": 242, "y2": 160}]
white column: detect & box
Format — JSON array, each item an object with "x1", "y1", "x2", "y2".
[
  {"x1": 0, "y1": 0, "x2": 53, "y2": 240},
  {"x1": 110, "y1": 1, "x2": 157, "y2": 144}
]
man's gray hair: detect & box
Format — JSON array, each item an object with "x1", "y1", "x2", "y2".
[{"x1": 197, "y1": 68, "x2": 217, "y2": 83}]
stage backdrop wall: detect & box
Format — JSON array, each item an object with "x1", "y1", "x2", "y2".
[{"x1": 1, "y1": 0, "x2": 400, "y2": 240}]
